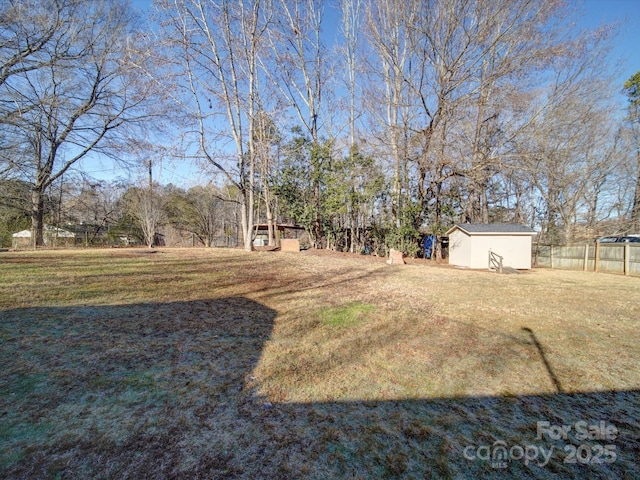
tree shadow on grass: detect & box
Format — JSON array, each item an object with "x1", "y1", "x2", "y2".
[{"x1": 0, "y1": 299, "x2": 638, "y2": 479}]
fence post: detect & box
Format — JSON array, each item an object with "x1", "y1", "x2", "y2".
[
  {"x1": 550, "y1": 245, "x2": 554, "y2": 269},
  {"x1": 594, "y1": 242, "x2": 600, "y2": 273},
  {"x1": 624, "y1": 242, "x2": 630, "y2": 276},
  {"x1": 583, "y1": 244, "x2": 589, "y2": 271}
]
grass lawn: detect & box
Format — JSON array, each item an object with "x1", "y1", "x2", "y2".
[{"x1": 0, "y1": 247, "x2": 638, "y2": 479}]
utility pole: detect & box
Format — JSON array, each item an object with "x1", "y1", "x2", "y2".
[
  {"x1": 148, "y1": 158, "x2": 153, "y2": 194},
  {"x1": 148, "y1": 158, "x2": 154, "y2": 247}
]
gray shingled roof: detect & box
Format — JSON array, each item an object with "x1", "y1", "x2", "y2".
[{"x1": 448, "y1": 223, "x2": 535, "y2": 235}]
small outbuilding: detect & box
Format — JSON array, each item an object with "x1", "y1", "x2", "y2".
[
  {"x1": 12, "y1": 225, "x2": 76, "y2": 248},
  {"x1": 446, "y1": 223, "x2": 536, "y2": 270}
]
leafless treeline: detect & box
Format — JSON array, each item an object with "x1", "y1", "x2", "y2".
[{"x1": 2, "y1": 0, "x2": 638, "y2": 251}]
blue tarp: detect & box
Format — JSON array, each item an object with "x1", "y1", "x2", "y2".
[{"x1": 423, "y1": 235, "x2": 435, "y2": 259}]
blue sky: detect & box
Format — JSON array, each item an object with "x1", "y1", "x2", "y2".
[
  {"x1": 129, "y1": 0, "x2": 639, "y2": 90},
  {"x1": 84, "y1": 0, "x2": 640, "y2": 186},
  {"x1": 580, "y1": 0, "x2": 639, "y2": 93}
]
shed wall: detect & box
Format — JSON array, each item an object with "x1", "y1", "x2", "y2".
[
  {"x1": 448, "y1": 230, "x2": 533, "y2": 269},
  {"x1": 448, "y1": 230, "x2": 471, "y2": 267},
  {"x1": 468, "y1": 234, "x2": 532, "y2": 269}
]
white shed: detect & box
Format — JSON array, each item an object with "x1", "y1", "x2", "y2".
[{"x1": 446, "y1": 223, "x2": 536, "y2": 270}]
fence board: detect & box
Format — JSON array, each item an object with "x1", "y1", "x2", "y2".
[{"x1": 534, "y1": 243, "x2": 640, "y2": 276}]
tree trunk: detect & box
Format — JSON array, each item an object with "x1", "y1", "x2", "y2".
[
  {"x1": 480, "y1": 178, "x2": 490, "y2": 223},
  {"x1": 241, "y1": 194, "x2": 253, "y2": 252},
  {"x1": 312, "y1": 145, "x2": 322, "y2": 249},
  {"x1": 264, "y1": 185, "x2": 275, "y2": 246},
  {"x1": 31, "y1": 187, "x2": 45, "y2": 247},
  {"x1": 266, "y1": 205, "x2": 275, "y2": 246},
  {"x1": 350, "y1": 214, "x2": 356, "y2": 253}
]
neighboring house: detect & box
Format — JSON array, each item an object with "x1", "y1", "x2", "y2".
[
  {"x1": 12, "y1": 225, "x2": 76, "y2": 248},
  {"x1": 446, "y1": 223, "x2": 536, "y2": 270}
]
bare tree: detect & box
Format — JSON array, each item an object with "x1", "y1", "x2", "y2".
[
  {"x1": 0, "y1": 0, "x2": 76, "y2": 179},
  {"x1": 624, "y1": 71, "x2": 640, "y2": 231},
  {"x1": 0, "y1": 0, "x2": 78, "y2": 111},
  {"x1": 456, "y1": 0, "x2": 564, "y2": 223},
  {"x1": 164, "y1": 184, "x2": 225, "y2": 247},
  {"x1": 155, "y1": 0, "x2": 271, "y2": 252},
  {"x1": 364, "y1": 0, "x2": 410, "y2": 226},
  {"x1": 64, "y1": 178, "x2": 123, "y2": 242},
  {"x1": 0, "y1": 0, "x2": 154, "y2": 246},
  {"x1": 265, "y1": 0, "x2": 326, "y2": 247},
  {"x1": 338, "y1": 0, "x2": 364, "y2": 252},
  {"x1": 254, "y1": 110, "x2": 280, "y2": 246},
  {"x1": 517, "y1": 30, "x2": 621, "y2": 243},
  {"x1": 126, "y1": 185, "x2": 164, "y2": 248},
  {"x1": 338, "y1": 0, "x2": 362, "y2": 150}
]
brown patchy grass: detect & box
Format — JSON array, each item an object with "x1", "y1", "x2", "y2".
[{"x1": 0, "y1": 247, "x2": 638, "y2": 479}]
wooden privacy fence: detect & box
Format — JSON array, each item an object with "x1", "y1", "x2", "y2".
[{"x1": 534, "y1": 243, "x2": 640, "y2": 276}]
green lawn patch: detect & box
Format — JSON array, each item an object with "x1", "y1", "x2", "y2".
[{"x1": 320, "y1": 301, "x2": 375, "y2": 328}]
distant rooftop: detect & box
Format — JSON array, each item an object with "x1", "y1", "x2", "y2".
[{"x1": 448, "y1": 223, "x2": 536, "y2": 235}]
